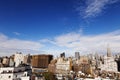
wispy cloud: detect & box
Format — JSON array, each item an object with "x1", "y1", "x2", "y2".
[
  {"x1": 0, "y1": 33, "x2": 43, "y2": 56},
  {"x1": 13, "y1": 32, "x2": 21, "y2": 36},
  {"x1": 77, "y1": 0, "x2": 119, "y2": 18},
  {"x1": 43, "y1": 30, "x2": 120, "y2": 55}
]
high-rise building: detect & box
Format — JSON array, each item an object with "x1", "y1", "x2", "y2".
[
  {"x1": 107, "y1": 45, "x2": 112, "y2": 57},
  {"x1": 14, "y1": 52, "x2": 25, "y2": 67},
  {"x1": 0, "y1": 57, "x2": 2, "y2": 63},
  {"x1": 31, "y1": 54, "x2": 53, "y2": 68},
  {"x1": 75, "y1": 52, "x2": 80, "y2": 59},
  {"x1": 116, "y1": 59, "x2": 120, "y2": 72},
  {"x1": 60, "y1": 52, "x2": 65, "y2": 58},
  {"x1": 24, "y1": 54, "x2": 31, "y2": 65}
]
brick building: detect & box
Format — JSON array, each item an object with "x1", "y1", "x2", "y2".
[{"x1": 31, "y1": 54, "x2": 53, "y2": 68}]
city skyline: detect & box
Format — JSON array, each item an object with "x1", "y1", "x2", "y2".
[{"x1": 0, "y1": 0, "x2": 120, "y2": 56}]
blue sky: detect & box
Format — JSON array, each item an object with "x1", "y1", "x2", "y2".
[{"x1": 0, "y1": 0, "x2": 120, "y2": 56}]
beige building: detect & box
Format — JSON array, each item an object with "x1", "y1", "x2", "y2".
[
  {"x1": 55, "y1": 57, "x2": 72, "y2": 74},
  {"x1": 48, "y1": 59, "x2": 57, "y2": 73},
  {"x1": 77, "y1": 56, "x2": 89, "y2": 64},
  {"x1": 73, "y1": 56, "x2": 93, "y2": 75},
  {"x1": 2, "y1": 57, "x2": 9, "y2": 66},
  {"x1": 24, "y1": 54, "x2": 31, "y2": 65}
]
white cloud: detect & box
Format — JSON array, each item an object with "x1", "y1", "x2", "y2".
[
  {"x1": 44, "y1": 30, "x2": 120, "y2": 56},
  {"x1": 0, "y1": 33, "x2": 43, "y2": 56},
  {"x1": 77, "y1": 0, "x2": 119, "y2": 18},
  {"x1": 54, "y1": 32, "x2": 81, "y2": 46},
  {"x1": 1, "y1": 30, "x2": 120, "y2": 57}
]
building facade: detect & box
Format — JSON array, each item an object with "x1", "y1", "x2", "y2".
[
  {"x1": 56, "y1": 57, "x2": 72, "y2": 74},
  {"x1": 0, "y1": 66, "x2": 31, "y2": 80},
  {"x1": 14, "y1": 52, "x2": 25, "y2": 67},
  {"x1": 31, "y1": 54, "x2": 53, "y2": 68},
  {"x1": 99, "y1": 56, "x2": 118, "y2": 72},
  {"x1": 48, "y1": 59, "x2": 57, "y2": 73},
  {"x1": 75, "y1": 52, "x2": 80, "y2": 59}
]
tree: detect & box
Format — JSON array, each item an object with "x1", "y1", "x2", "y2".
[{"x1": 43, "y1": 72, "x2": 57, "y2": 80}]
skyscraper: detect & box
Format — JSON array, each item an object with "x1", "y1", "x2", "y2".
[
  {"x1": 60, "y1": 52, "x2": 65, "y2": 58},
  {"x1": 75, "y1": 52, "x2": 80, "y2": 59},
  {"x1": 107, "y1": 45, "x2": 112, "y2": 57}
]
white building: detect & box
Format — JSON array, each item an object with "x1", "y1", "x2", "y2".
[
  {"x1": 0, "y1": 66, "x2": 31, "y2": 80},
  {"x1": 21, "y1": 76, "x2": 30, "y2": 80},
  {"x1": 99, "y1": 56, "x2": 117, "y2": 72},
  {"x1": 14, "y1": 52, "x2": 25, "y2": 67},
  {"x1": 98, "y1": 46, "x2": 118, "y2": 72}
]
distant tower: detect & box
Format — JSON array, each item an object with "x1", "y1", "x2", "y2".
[
  {"x1": 107, "y1": 44, "x2": 112, "y2": 57},
  {"x1": 75, "y1": 52, "x2": 80, "y2": 59}
]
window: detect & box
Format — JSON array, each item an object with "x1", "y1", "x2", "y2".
[
  {"x1": 8, "y1": 76, "x2": 11, "y2": 78},
  {"x1": 0, "y1": 76, "x2": 2, "y2": 78},
  {"x1": 16, "y1": 75, "x2": 17, "y2": 78}
]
